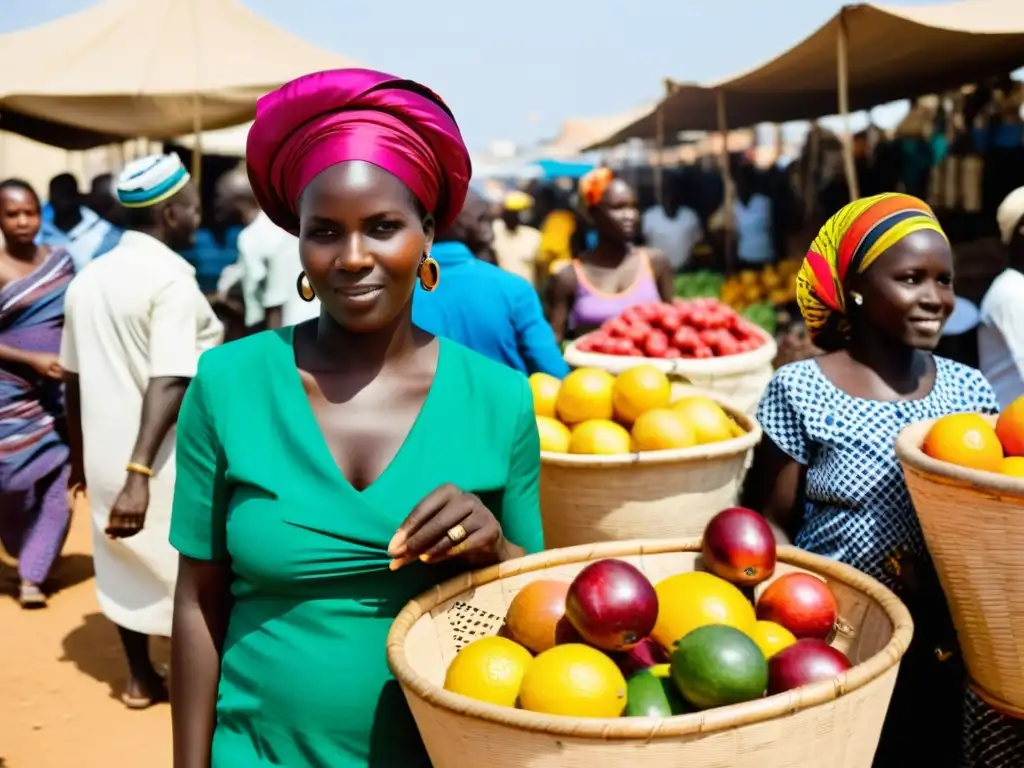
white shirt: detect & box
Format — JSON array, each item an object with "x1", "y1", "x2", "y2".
[
  {"x1": 641, "y1": 205, "x2": 702, "y2": 270},
  {"x1": 238, "y1": 212, "x2": 320, "y2": 328},
  {"x1": 979, "y1": 268, "x2": 1024, "y2": 409},
  {"x1": 734, "y1": 194, "x2": 774, "y2": 265},
  {"x1": 59, "y1": 230, "x2": 223, "y2": 636}
]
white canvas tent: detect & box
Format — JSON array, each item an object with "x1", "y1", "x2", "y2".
[{"x1": 0, "y1": 0, "x2": 363, "y2": 149}]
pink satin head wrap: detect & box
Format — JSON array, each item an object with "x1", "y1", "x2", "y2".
[{"x1": 246, "y1": 69, "x2": 472, "y2": 234}]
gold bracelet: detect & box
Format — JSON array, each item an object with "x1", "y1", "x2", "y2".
[{"x1": 125, "y1": 462, "x2": 154, "y2": 478}]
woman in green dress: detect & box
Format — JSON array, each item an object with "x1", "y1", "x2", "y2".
[{"x1": 168, "y1": 69, "x2": 544, "y2": 768}]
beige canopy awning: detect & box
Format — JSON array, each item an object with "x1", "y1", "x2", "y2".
[
  {"x1": 587, "y1": 0, "x2": 1024, "y2": 150},
  {"x1": 0, "y1": 0, "x2": 363, "y2": 149},
  {"x1": 172, "y1": 122, "x2": 252, "y2": 157},
  {"x1": 539, "y1": 103, "x2": 657, "y2": 158}
]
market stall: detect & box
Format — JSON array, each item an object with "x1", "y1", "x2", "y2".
[
  {"x1": 587, "y1": 0, "x2": 1024, "y2": 144},
  {"x1": 0, "y1": 0, "x2": 363, "y2": 169},
  {"x1": 586, "y1": 0, "x2": 1024, "y2": 201}
]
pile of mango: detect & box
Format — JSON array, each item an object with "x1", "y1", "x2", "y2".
[{"x1": 720, "y1": 260, "x2": 801, "y2": 313}]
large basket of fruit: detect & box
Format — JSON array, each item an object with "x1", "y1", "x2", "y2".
[
  {"x1": 563, "y1": 299, "x2": 777, "y2": 414},
  {"x1": 895, "y1": 402, "x2": 1024, "y2": 717},
  {"x1": 387, "y1": 510, "x2": 913, "y2": 768},
  {"x1": 532, "y1": 364, "x2": 760, "y2": 548}
]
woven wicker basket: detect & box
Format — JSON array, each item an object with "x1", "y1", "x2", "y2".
[
  {"x1": 387, "y1": 539, "x2": 912, "y2": 768},
  {"x1": 895, "y1": 417, "x2": 1024, "y2": 717},
  {"x1": 540, "y1": 396, "x2": 761, "y2": 548},
  {"x1": 563, "y1": 327, "x2": 777, "y2": 415}
]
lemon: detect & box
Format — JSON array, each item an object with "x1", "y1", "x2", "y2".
[
  {"x1": 612, "y1": 365, "x2": 671, "y2": 425},
  {"x1": 747, "y1": 620, "x2": 797, "y2": 659},
  {"x1": 519, "y1": 644, "x2": 626, "y2": 718},
  {"x1": 536, "y1": 416, "x2": 571, "y2": 453},
  {"x1": 443, "y1": 636, "x2": 533, "y2": 707},
  {"x1": 569, "y1": 420, "x2": 632, "y2": 455},
  {"x1": 651, "y1": 571, "x2": 757, "y2": 650},
  {"x1": 556, "y1": 368, "x2": 616, "y2": 425},
  {"x1": 630, "y1": 409, "x2": 696, "y2": 452},
  {"x1": 671, "y1": 396, "x2": 734, "y2": 444},
  {"x1": 529, "y1": 373, "x2": 562, "y2": 419}
]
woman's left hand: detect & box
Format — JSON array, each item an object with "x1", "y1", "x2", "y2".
[{"x1": 388, "y1": 483, "x2": 505, "y2": 570}]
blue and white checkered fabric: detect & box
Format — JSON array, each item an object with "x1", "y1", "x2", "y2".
[
  {"x1": 757, "y1": 356, "x2": 997, "y2": 584},
  {"x1": 758, "y1": 356, "x2": 1024, "y2": 764}
]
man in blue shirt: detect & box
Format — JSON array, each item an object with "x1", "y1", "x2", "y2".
[
  {"x1": 39, "y1": 173, "x2": 122, "y2": 270},
  {"x1": 413, "y1": 190, "x2": 569, "y2": 378}
]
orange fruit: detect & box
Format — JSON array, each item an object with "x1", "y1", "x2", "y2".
[
  {"x1": 529, "y1": 373, "x2": 562, "y2": 419},
  {"x1": 997, "y1": 396, "x2": 1024, "y2": 457},
  {"x1": 630, "y1": 408, "x2": 696, "y2": 452},
  {"x1": 747, "y1": 620, "x2": 797, "y2": 659},
  {"x1": 651, "y1": 571, "x2": 756, "y2": 650},
  {"x1": 556, "y1": 368, "x2": 616, "y2": 424},
  {"x1": 505, "y1": 580, "x2": 573, "y2": 654},
  {"x1": 569, "y1": 419, "x2": 632, "y2": 455},
  {"x1": 536, "y1": 416, "x2": 572, "y2": 453},
  {"x1": 1001, "y1": 457, "x2": 1024, "y2": 478},
  {"x1": 671, "y1": 396, "x2": 734, "y2": 444},
  {"x1": 518, "y1": 644, "x2": 627, "y2": 718},
  {"x1": 443, "y1": 636, "x2": 533, "y2": 707},
  {"x1": 923, "y1": 413, "x2": 1004, "y2": 472},
  {"x1": 611, "y1": 365, "x2": 671, "y2": 424}
]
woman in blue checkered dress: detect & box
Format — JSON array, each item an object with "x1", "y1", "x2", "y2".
[{"x1": 742, "y1": 194, "x2": 1022, "y2": 767}]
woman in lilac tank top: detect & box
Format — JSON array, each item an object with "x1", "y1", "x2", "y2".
[{"x1": 547, "y1": 169, "x2": 674, "y2": 341}]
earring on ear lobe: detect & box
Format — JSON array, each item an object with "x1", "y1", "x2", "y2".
[
  {"x1": 296, "y1": 271, "x2": 316, "y2": 302},
  {"x1": 418, "y1": 253, "x2": 440, "y2": 292},
  {"x1": 850, "y1": 291, "x2": 864, "y2": 306}
]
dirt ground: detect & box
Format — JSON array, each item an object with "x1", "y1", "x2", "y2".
[{"x1": 0, "y1": 508, "x2": 172, "y2": 768}]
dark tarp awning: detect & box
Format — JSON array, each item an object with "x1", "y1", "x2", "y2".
[{"x1": 587, "y1": 0, "x2": 1024, "y2": 150}]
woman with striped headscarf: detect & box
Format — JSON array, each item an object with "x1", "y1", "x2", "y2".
[{"x1": 740, "y1": 193, "x2": 1005, "y2": 766}]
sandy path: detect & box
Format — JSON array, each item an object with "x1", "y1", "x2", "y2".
[{"x1": 0, "y1": 507, "x2": 172, "y2": 768}]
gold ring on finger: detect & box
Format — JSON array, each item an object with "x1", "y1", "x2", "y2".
[{"x1": 447, "y1": 524, "x2": 468, "y2": 544}]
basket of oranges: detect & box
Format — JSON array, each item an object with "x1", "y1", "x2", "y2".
[
  {"x1": 531, "y1": 365, "x2": 761, "y2": 549},
  {"x1": 894, "y1": 397, "x2": 1024, "y2": 717},
  {"x1": 386, "y1": 509, "x2": 912, "y2": 768}
]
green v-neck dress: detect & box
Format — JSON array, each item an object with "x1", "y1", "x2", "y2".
[{"x1": 169, "y1": 327, "x2": 544, "y2": 767}]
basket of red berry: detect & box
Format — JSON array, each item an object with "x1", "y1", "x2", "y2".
[{"x1": 564, "y1": 299, "x2": 778, "y2": 414}]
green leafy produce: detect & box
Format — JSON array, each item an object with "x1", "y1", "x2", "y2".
[
  {"x1": 674, "y1": 270, "x2": 725, "y2": 300},
  {"x1": 741, "y1": 301, "x2": 778, "y2": 335}
]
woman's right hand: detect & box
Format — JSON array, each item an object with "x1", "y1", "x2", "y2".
[
  {"x1": 68, "y1": 461, "x2": 87, "y2": 497},
  {"x1": 25, "y1": 351, "x2": 64, "y2": 380}
]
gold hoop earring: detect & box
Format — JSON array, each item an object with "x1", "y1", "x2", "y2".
[
  {"x1": 296, "y1": 272, "x2": 316, "y2": 302},
  {"x1": 419, "y1": 253, "x2": 440, "y2": 292}
]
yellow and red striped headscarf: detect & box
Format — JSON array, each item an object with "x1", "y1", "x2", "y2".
[{"x1": 796, "y1": 193, "x2": 947, "y2": 339}]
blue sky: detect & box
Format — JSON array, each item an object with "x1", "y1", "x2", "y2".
[{"x1": 2, "y1": 0, "x2": 933, "y2": 151}]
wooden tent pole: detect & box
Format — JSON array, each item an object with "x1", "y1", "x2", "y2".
[
  {"x1": 655, "y1": 102, "x2": 665, "y2": 205},
  {"x1": 716, "y1": 89, "x2": 735, "y2": 274},
  {"x1": 836, "y1": 12, "x2": 860, "y2": 201},
  {"x1": 191, "y1": 91, "x2": 202, "y2": 189}
]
